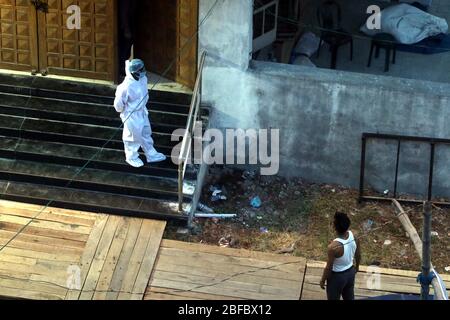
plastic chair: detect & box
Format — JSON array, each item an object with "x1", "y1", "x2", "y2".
[{"x1": 316, "y1": 0, "x2": 354, "y2": 69}]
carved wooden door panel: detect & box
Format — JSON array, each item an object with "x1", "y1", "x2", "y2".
[
  {"x1": 135, "y1": 0, "x2": 198, "y2": 89},
  {"x1": 177, "y1": 0, "x2": 198, "y2": 88},
  {"x1": 135, "y1": 0, "x2": 178, "y2": 81},
  {"x1": 37, "y1": 0, "x2": 116, "y2": 81},
  {"x1": 0, "y1": 0, "x2": 39, "y2": 72}
]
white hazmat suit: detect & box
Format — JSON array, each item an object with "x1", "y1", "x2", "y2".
[{"x1": 114, "y1": 60, "x2": 166, "y2": 168}]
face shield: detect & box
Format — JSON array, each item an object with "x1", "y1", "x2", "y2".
[{"x1": 129, "y1": 59, "x2": 146, "y2": 80}]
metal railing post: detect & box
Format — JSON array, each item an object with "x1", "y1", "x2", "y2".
[
  {"x1": 421, "y1": 202, "x2": 432, "y2": 300},
  {"x1": 177, "y1": 52, "x2": 207, "y2": 214}
]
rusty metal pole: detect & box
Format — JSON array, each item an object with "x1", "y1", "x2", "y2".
[{"x1": 421, "y1": 202, "x2": 432, "y2": 300}]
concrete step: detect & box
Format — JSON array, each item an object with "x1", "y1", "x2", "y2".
[
  {"x1": 0, "y1": 137, "x2": 198, "y2": 179},
  {"x1": 0, "y1": 180, "x2": 190, "y2": 221},
  {"x1": 0, "y1": 158, "x2": 195, "y2": 201},
  {"x1": 0, "y1": 114, "x2": 182, "y2": 149},
  {"x1": 0, "y1": 73, "x2": 203, "y2": 222},
  {"x1": 0, "y1": 102, "x2": 184, "y2": 135},
  {"x1": 0, "y1": 74, "x2": 193, "y2": 105}
]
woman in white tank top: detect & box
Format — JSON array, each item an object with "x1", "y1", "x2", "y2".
[{"x1": 320, "y1": 212, "x2": 361, "y2": 300}]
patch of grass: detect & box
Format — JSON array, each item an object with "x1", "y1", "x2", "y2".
[{"x1": 165, "y1": 173, "x2": 450, "y2": 274}]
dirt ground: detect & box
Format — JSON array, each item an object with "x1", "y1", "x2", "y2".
[{"x1": 165, "y1": 167, "x2": 450, "y2": 274}]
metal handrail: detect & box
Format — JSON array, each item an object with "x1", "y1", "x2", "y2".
[{"x1": 178, "y1": 52, "x2": 207, "y2": 212}]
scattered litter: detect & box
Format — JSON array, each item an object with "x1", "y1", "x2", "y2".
[
  {"x1": 276, "y1": 243, "x2": 296, "y2": 254},
  {"x1": 373, "y1": 239, "x2": 378, "y2": 243},
  {"x1": 331, "y1": 189, "x2": 336, "y2": 193},
  {"x1": 250, "y1": 196, "x2": 262, "y2": 208},
  {"x1": 445, "y1": 266, "x2": 450, "y2": 272},
  {"x1": 198, "y1": 202, "x2": 214, "y2": 213},
  {"x1": 177, "y1": 228, "x2": 190, "y2": 235},
  {"x1": 384, "y1": 240, "x2": 392, "y2": 246},
  {"x1": 209, "y1": 185, "x2": 227, "y2": 201},
  {"x1": 194, "y1": 213, "x2": 237, "y2": 219},
  {"x1": 383, "y1": 190, "x2": 390, "y2": 196},
  {"x1": 260, "y1": 227, "x2": 269, "y2": 234},
  {"x1": 256, "y1": 216, "x2": 263, "y2": 221},
  {"x1": 431, "y1": 231, "x2": 439, "y2": 238},
  {"x1": 218, "y1": 237, "x2": 230, "y2": 248},
  {"x1": 210, "y1": 186, "x2": 227, "y2": 202},
  {"x1": 363, "y1": 219, "x2": 374, "y2": 232},
  {"x1": 242, "y1": 170, "x2": 256, "y2": 180}
]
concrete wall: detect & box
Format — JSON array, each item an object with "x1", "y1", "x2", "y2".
[
  {"x1": 199, "y1": 0, "x2": 253, "y2": 70},
  {"x1": 198, "y1": 0, "x2": 450, "y2": 198}
]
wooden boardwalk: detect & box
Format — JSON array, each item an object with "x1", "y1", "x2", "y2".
[
  {"x1": 0, "y1": 200, "x2": 165, "y2": 300},
  {"x1": 145, "y1": 240, "x2": 306, "y2": 300},
  {"x1": 0, "y1": 200, "x2": 448, "y2": 300}
]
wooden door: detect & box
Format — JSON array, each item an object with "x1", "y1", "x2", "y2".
[
  {"x1": 135, "y1": 0, "x2": 178, "y2": 81},
  {"x1": 0, "y1": 0, "x2": 39, "y2": 72},
  {"x1": 37, "y1": 0, "x2": 116, "y2": 81},
  {"x1": 135, "y1": 0, "x2": 198, "y2": 89},
  {"x1": 177, "y1": 0, "x2": 198, "y2": 88}
]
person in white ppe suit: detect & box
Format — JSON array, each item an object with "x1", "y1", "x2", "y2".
[{"x1": 114, "y1": 59, "x2": 166, "y2": 167}]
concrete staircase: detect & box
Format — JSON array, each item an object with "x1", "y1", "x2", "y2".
[{"x1": 0, "y1": 74, "x2": 205, "y2": 222}]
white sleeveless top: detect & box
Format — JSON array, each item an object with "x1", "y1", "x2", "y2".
[{"x1": 333, "y1": 231, "x2": 357, "y2": 272}]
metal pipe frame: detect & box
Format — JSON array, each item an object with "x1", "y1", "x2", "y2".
[{"x1": 359, "y1": 133, "x2": 450, "y2": 207}]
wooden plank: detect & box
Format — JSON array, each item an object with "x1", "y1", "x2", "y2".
[
  {"x1": 65, "y1": 214, "x2": 108, "y2": 300},
  {"x1": 132, "y1": 220, "x2": 166, "y2": 299},
  {"x1": 0, "y1": 239, "x2": 83, "y2": 259},
  {"x1": 0, "y1": 207, "x2": 96, "y2": 227},
  {"x1": 152, "y1": 270, "x2": 300, "y2": 299},
  {"x1": 150, "y1": 278, "x2": 292, "y2": 300},
  {"x1": 161, "y1": 240, "x2": 304, "y2": 264},
  {"x1": 0, "y1": 221, "x2": 90, "y2": 242},
  {"x1": 0, "y1": 214, "x2": 92, "y2": 234},
  {"x1": 92, "y1": 217, "x2": 129, "y2": 300},
  {"x1": 0, "y1": 276, "x2": 67, "y2": 297},
  {"x1": 158, "y1": 247, "x2": 303, "y2": 274},
  {"x1": 104, "y1": 218, "x2": 143, "y2": 300},
  {"x1": 154, "y1": 256, "x2": 304, "y2": 282},
  {"x1": 145, "y1": 286, "x2": 243, "y2": 301},
  {"x1": 0, "y1": 231, "x2": 86, "y2": 250},
  {"x1": 79, "y1": 215, "x2": 120, "y2": 300},
  {"x1": 1, "y1": 247, "x2": 81, "y2": 264},
  {"x1": 153, "y1": 267, "x2": 301, "y2": 290},
  {"x1": 117, "y1": 219, "x2": 155, "y2": 300},
  {"x1": 0, "y1": 260, "x2": 71, "y2": 278},
  {"x1": 0, "y1": 200, "x2": 97, "y2": 221},
  {"x1": 0, "y1": 253, "x2": 37, "y2": 266},
  {"x1": 0, "y1": 285, "x2": 65, "y2": 300}
]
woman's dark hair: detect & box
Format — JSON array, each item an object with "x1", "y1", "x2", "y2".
[{"x1": 334, "y1": 212, "x2": 351, "y2": 235}]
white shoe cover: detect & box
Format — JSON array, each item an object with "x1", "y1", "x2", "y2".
[
  {"x1": 126, "y1": 158, "x2": 144, "y2": 168},
  {"x1": 146, "y1": 152, "x2": 167, "y2": 163}
]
